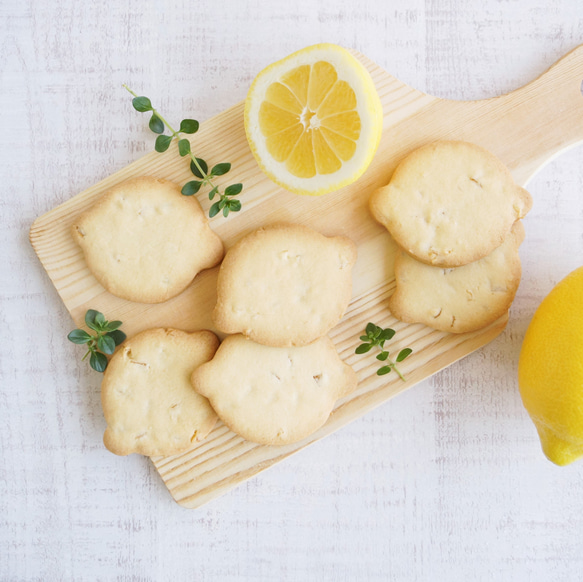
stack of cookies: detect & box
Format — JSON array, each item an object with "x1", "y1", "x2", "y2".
[
  {"x1": 192, "y1": 223, "x2": 358, "y2": 446},
  {"x1": 369, "y1": 141, "x2": 532, "y2": 333}
]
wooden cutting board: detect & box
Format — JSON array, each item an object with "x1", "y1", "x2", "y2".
[{"x1": 30, "y1": 46, "x2": 583, "y2": 508}]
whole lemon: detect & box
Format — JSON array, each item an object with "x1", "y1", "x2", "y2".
[{"x1": 518, "y1": 266, "x2": 583, "y2": 466}]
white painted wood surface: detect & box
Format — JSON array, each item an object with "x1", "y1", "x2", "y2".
[{"x1": 2, "y1": 0, "x2": 583, "y2": 579}]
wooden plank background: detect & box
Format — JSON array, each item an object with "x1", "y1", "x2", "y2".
[{"x1": 3, "y1": 0, "x2": 583, "y2": 580}]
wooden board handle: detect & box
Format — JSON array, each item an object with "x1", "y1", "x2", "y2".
[{"x1": 497, "y1": 43, "x2": 583, "y2": 184}]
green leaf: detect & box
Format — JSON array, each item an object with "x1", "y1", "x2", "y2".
[
  {"x1": 181, "y1": 181, "x2": 203, "y2": 196},
  {"x1": 355, "y1": 343, "x2": 372, "y2": 354},
  {"x1": 228, "y1": 199, "x2": 241, "y2": 212},
  {"x1": 208, "y1": 186, "x2": 219, "y2": 200},
  {"x1": 359, "y1": 335, "x2": 369, "y2": 342},
  {"x1": 396, "y1": 348, "x2": 412, "y2": 362},
  {"x1": 90, "y1": 351, "x2": 108, "y2": 373},
  {"x1": 67, "y1": 329, "x2": 92, "y2": 344},
  {"x1": 107, "y1": 330, "x2": 127, "y2": 346},
  {"x1": 365, "y1": 322, "x2": 377, "y2": 337},
  {"x1": 155, "y1": 134, "x2": 172, "y2": 152},
  {"x1": 209, "y1": 201, "x2": 221, "y2": 218},
  {"x1": 178, "y1": 139, "x2": 191, "y2": 156},
  {"x1": 98, "y1": 334, "x2": 116, "y2": 355},
  {"x1": 224, "y1": 183, "x2": 243, "y2": 197},
  {"x1": 223, "y1": 205, "x2": 230, "y2": 217},
  {"x1": 379, "y1": 328, "x2": 396, "y2": 341},
  {"x1": 376, "y1": 351, "x2": 389, "y2": 361},
  {"x1": 180, "y1": 119, "x2": 199, "y2": 134},
  {"x1": 132, "y1": 96, "x2": 152, "y2": 112},
  {"x1": 377, "y1": 366, "x2": 393, "y2": 376},
  {"x1": 218, "y1": 198, "x2": 226, "y2": 209},
  {"x1": 210, "y1": 163, "x2": 231, "y2": 176},
  {"x1": 190, "y1": 158, "x2": 208, "y2": 178},
  {"x1": 149, "y1": 113, "x2": 165, "y2": 134},
  {"x1": 94, "y1": 311, "x2": 106, "y2": 328},
  {"x1": 85, "y1": 309, "x2": 100, "y2": 331},
  {"x1": 105, "y1": 320, "x2": 123, "y2": 332}
]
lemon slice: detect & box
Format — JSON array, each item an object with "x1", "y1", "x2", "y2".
[{"x1": 244, "y1": 43, "x2": 383, "y2": 196}]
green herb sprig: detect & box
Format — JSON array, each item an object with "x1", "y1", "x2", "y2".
[
  {"x1": 68, "y1": 310, "x2": 127, "y2": 373},
  {"x1": 123, "y1": 85, "x2": 243, "y2": 218},
  {"x1": 355, "y1": 322, "x2": 412, "y2": 381}
]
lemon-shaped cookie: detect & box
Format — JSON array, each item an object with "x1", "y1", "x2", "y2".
[
  {"x1": 244, "y1": 43, "x2": 383, "y2": 196},
  {"x1": 518, "y1": 266, "x2": 583, "y2": 466}
]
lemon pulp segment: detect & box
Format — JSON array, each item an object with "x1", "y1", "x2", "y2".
[{"x1": 258, "y1": 62, "x2": 361, "y2": 178}]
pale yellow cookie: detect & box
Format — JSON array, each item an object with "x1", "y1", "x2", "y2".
[
  {"x1": 370, "y1": 141, "x2": 532, "y2": 267},
  {"x1": 101, "y1": 328, "x2": 219, "y2": 456},
  {"x1": 213, "y1": 223, "x2": 357, "y2": 347},
  {"x1": 72, "y1": 176, "x2": 224, "y2": 303},
  {"x1": 389, "y1": 221, "x2": 525, "y2": 333},
  {"x1": 191, "y1": 334, "x2": 357, "y2": 445}
]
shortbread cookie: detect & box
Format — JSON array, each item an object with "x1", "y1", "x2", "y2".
[
  {"x1": 191, "y1": 334, "x2": 357, "y2": 445},
  {"x1": 213, "y1": 223, "x2": 357, "y2": 347},
  {"x1": 101, "y1": 328, "x2": 219, "y2": 456},
  {"x1": 369, "y1": 141, "x2": 532, "y2": 267},
  {"x1": 72, "y1": 177, "x2": 224, "y2": 303},
  {"x1": 389, "y1": 221, "x2": 525, "y2": 333}
]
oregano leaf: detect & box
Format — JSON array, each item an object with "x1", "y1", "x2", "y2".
[
  {"x1": 155, "y1": 134, "x2": 172, "y2": 152},
  {"x1": 365, "y1": 322, "x2": 376, "y2": 337},
  {"x1": 181, "y1": 181, "x2": 203, "y2": 196},
  {"x1": 67, "y1": 329, "x2": 92, "y2": 344},
  {"x1": 208, "y1": 186, "x2": 218, "y2": 200},
  {"x1": 132, "y1": 96, "x2": 152, "y2": 112},
  {"x1": 190, "y1": 158, "x2": 208, "y2": 178},
  {"x1": 379, "y1": 328, "x2": 396, "y2": 341},
  {"x1": 228, "y1": 199, "x2": 241, "y2": 212},
  {"x1": 107, "y1": 330, "x2": 127, "y2": 346},
  {"x1": 209, "y1": 201, "x2": 221, "y2": 218},
  {"x1": 90, "y1": 351, "x2": 108, "y2": 373},
  {"x1": 85, "y1": 309, "x2": 99, "y2": 330},
  {"x1": 178, "y1": 139, "x2": 191, "y2": 156},
  {"x1": 211, "y1": 163, "x2": 231, "y2": 176},
  {"x1": 355, "y1": 343, "x2": 372, "y2": 354},
  {"x1": 224, "y1": 183, "x2": 243, "y2": 197},
  {"x1": 149, "y1": 113, "x2": 165, "y2": 134},
  {"x1": 180, "y1": 119, "x2": 199, "y2": 134},
  {"x1": 94, "y1": 312, "x2": 106, "y2": 328},
  {"x1": 98, "y1": 334, "x2": 116, "y2": 355},
  {"x1": 396, "y1": 348, "x2": 413, "y2": 363},
  {"x1": 377, "y1": 366, "x2": 392, "y2": 376}
]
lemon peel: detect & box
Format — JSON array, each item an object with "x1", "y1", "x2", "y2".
[{"x1": 518, "y1": 266, "x2": 583, "y2": 466}]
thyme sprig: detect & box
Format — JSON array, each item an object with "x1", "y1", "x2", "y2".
[
  {"x1": 355, "y1": 322, "x2": 412, "y2": 381},
  {"x1": 68, "y1": 310, "x2": 126, "y2": 372},
  {"x1": 123, "y1": 85, "x2": 242, "y2": 218}
]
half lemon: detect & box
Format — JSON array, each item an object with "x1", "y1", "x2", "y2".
[{"x1": 244, "y1": 43, "x2": 383, "y2": 196}]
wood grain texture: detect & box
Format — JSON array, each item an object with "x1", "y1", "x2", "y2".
[
  {"x1": 29, "y1": 46, "x2": 583, "y2": 507},
  {"x1": 4, "y1": 0, "x2": 583, "y2": 579}
]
